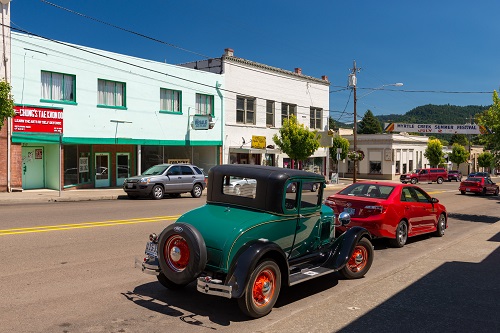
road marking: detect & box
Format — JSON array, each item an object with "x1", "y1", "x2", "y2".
[{"x1": 0, "y1": 215, "x2": 181, "y2": 236}]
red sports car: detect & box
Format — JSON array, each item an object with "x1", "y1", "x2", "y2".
[
  {"x1": 459, "y1": 177, "x2": 499, "y2": 195},
  {"x1": 324, "y1": 181, "x2": 447, "y2": 247}
]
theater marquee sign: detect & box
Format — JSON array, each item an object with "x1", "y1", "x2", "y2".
[
  {"x1": 384, "y1": 123, "x2": 489, "y2": 135},
  {"x1": 13, "y1": 105, "x2": 63, "y2": 134}
]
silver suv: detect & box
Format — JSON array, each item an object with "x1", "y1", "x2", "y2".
[{"x1": 123, "y1": 164, "x2": 206, "y2": 199}]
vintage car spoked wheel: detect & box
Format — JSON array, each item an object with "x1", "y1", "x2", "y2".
[
  {"x1": 157, "y1": 223, "x2": 207, "y2": 286},
  {"x1": 390, "y1": 220, "x2": 408, "y2": 248},
  {"x1": 151, "y1": 185, "x2": 164, "y2": 200},
  {"x1": 340, "y1": 237, "x2": 374, "y2": 279},
  {"x1": 435, "y1": 213, "x2": 446, "y2": 237},
  {"x1": 191, "y1": 183, "x2": 203, "y2": 198},
  {"x1": 238, "y1": 260, "x2": 281, "y2": 318}
]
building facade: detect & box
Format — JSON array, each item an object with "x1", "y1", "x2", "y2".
[
  {"x1": 336, "y1": 133, "x2": 430, "y2": 181},
  {"x1": 2, "y1": 32, "x2": 222, "y2": 191},
  {"x1": 181, "y1": 48, "x2": 331, "y2": 176}
]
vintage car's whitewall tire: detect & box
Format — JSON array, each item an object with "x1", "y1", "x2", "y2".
[
  {"x1": 389, "y1": 220, "x2": 408, "y2": 248},
  {"x1": 340, "y1": 237, "x2": 373, "y2": 279},
  {"x1": 238, "y1": 260, "x2": 281, "y2": 318},
  {"x1": 157, "y1": 223, "x2": 207, "y2": 286}
]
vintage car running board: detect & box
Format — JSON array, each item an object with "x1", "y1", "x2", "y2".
[{"x1": 289, "y1": 266, "x2": 337, "y2": 286}]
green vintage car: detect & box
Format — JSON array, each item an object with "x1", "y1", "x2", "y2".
[{"x1": 141, "y1": 164, "x2": 373, "y2": 318}]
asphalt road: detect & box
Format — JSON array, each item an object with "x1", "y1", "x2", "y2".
[{"x1": 0, "y1": 181, "x2": 499, "y2": 333}]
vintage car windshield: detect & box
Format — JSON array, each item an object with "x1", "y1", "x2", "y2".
[
  {"x1": 338, "y1": 183, "x2": 394, "y2": 199},
  {"x1": 143, "y1": 164, "x2": 170, "y2": 175}
]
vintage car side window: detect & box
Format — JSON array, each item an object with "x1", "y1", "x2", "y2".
[
  {"x1": 222, "y1": 175, "x2": 257, "y2": 198},
  {"x1": 300, "y1": 181, "x2": 320, "y2": 208},
  {"x1": 285, "y1": 182, "x2": 298, "y2": 210}
]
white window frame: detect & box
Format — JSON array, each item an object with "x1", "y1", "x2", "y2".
[
  {"x1": 310, "y1": 107, "x2": 323, "y2": 129},
  {"x1": 281, "y1": 103, "x2": 296, "y2": 125},
  {"x1": 266, "y1": 100, "x2": 275, "y2": 127}
]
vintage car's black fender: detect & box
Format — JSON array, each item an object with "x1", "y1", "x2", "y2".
[
  {"x1": 225, "y1": 240, "x2": 289, "y2": 299},
  {"x1": 325, "y1": 226, "x2": 372, "y2": 270}
]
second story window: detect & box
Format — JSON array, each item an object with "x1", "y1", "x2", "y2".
[
  {"x1": 281, "y1": 103, "x2": 296, "y2": 125},
  {"x1": 160, "y1": 88, "x2": 181, "y2": 113},
  {"x1": 41, "y1": 71, "x2": 76, "y2": 103},
  {"x1": 310, "y1": 107, "x2": 323, "y2": 129},
  {"x1": 98, "y1": 79, "x2": 126, "y2": 108},
  {"x1": 196, "y1": 93, "x2": 213, "y2": 115},
  {"x1": 266, "y1": 100, "x2": 275, "y2": 127},
  {"x1": 236, "y1": 96, "x2": 256, "y2": 124}
]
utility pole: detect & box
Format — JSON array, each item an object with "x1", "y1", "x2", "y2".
[
  {"x1": 468, "y1": 115, "x2": 472, "y2": 174},
  {"x1": 349, "y1": 60, "x2": 361, "y2": 183}
]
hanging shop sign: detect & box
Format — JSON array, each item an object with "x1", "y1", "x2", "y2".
[
  {"x1": 13, "y1": 105, "x2": 63, "y2": 133},
  {"x1": 384, "y1": 123, "x2": 489, "y2": 135}
]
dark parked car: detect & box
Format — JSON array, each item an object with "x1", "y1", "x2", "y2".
[
  {"x1": 123, "y1": 163, "x2": 206, "y2": 199},
  {"x1": 447, "y1": 170, "x2": 462, "y2": 182},
  {"x1": 459, "y1": 177, "x2": 499, "y2": 195},
  {"x1": 468, "y1": 172, "x2": 490, "y2": 178},
  {"x1": 324, "y1": 181, "x2": 447, "y2": 248},
  {"x1": 140, "y1": 165, "x2": 373, "y2": 318}
]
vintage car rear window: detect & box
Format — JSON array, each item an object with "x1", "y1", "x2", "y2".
[
  {"x1": 339, "y1": 183, "x2": 394, "y2": 199},
  {"x1": 222, "y1": 175, "x2": 257, "y2": 198}
]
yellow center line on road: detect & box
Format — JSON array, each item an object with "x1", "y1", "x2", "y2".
[{"x1": 0, "y1": 215, "x2": 181, "y2": 236}]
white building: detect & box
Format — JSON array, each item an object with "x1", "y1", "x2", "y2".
[
  {"x1": 181, "y1": 48, "x2": 331, "y2": 176},
  {"x1": 337, "y1": 133, "x2": 430, "y2": 180}
]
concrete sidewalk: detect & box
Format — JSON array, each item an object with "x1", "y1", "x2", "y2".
[{"x1": 0, "y1": 181, "x2": 351, "y2": 204}]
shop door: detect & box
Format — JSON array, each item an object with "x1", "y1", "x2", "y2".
[
  {"x1": 95, "y1": 153, "x2": 110, "y2": 188},
  {"x1": 116, "y1": 153, "x2": 130, "y2": 186},
  {"x1": 22, "y1": 147, "x2": 45, "y2": 189}
]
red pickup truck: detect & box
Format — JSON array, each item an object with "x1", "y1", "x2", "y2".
[{"x1": 400, "y1": 168, "x2": 448, "y2": 184}]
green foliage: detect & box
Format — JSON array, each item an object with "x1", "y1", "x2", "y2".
[
  {"x1": 358, "y1": 110, "x2": 382, "y2": 134},
  {"x1": 477, "y1": 91, "x2": 500, "y2": 163},
  {"x1": 425, "y1": 139, "x2": 445, "y2": 167},
  {"x1": 273, "y1": 115, "x2": 320, "y2": 167},
  {"x1": 448, "y1": 143, "x2": 469, "y2": 169},
  {"x1": 0, "y1": 80, "x2": 15, "y2": 130},
  {"x1": 328, "y1": 116, "x2": 336, "y2": 131},
  {"x1": 477, "y1": 151, "x2": 495, "y2": 170},
  {"x1": 449, "y1": 134, "x2": 468, "y2": 146},
  {"x1": 329, "y1": 136, "x2": 349, "y2": 162}
]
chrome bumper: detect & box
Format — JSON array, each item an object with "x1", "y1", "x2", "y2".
[
  {"x1": 138, "y1": 257, "x2": 160, "y2": 276},
  {"x1": 196, "y1": 277, "x2": 232, "y2": 298}
]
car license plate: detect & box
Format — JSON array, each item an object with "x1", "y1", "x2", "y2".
[
  {"x1": 145, "y1": 241, "x2": 158, "y2": 258},
  {"x1": 127, "y1": 183, "x2": 133, "y2": 188},
  {"x1": 343, "y1": 207, "x2": 355, "y2": 216}
]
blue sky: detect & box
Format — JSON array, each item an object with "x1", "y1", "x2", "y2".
[{"x1": 10, "y1": 0, "x2": 500, "y2": 124}]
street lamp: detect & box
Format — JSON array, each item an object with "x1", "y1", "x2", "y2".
[{"x1": 348, "y1": 60, "x2": 403, "y2": 183}]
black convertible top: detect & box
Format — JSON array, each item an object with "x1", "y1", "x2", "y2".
[{"x1": 207, "y1": 164, "x2": 325, "y2": 213}]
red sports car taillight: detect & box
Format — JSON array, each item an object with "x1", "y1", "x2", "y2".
[{"x1": 360, "y1": 205, "x2": 385, "y2": 216}]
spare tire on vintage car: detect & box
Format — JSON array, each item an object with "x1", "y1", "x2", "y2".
[{"x1": 157, "y1": 223, "x2": 207, "y2": 286}]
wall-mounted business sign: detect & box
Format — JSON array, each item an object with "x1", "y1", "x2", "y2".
[
  {"x1": 191, "y1": 115, "x2": 215, "y2": 130},
  {"x1": 384, "y1": 123, "x2": 489, "y2": 135},
  {"x1": 251, "y1": 135, "x2": 266, "y2": 149},
  {"x1": 13, "y1": 105, "x2": 63, "y2": 133}
]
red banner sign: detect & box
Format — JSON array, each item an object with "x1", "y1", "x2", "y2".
[{"x1": 13, "y1": 105, "x2": 63, "y2": 133}]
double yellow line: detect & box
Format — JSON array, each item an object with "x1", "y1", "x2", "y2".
[{"x1": 0, "y1": 215, "x2": 180, "y2": 236}]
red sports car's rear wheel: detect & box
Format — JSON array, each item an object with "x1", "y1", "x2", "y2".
[{"x1": 340, "y1": 237, "x2": 374, "y2": 279}]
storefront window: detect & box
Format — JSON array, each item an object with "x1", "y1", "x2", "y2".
[
  {"x1": 369, "y1": 161, "x2": 382, "y2": 174},
  {"x1": 395, "y1": 161, "x2": 400, "y2": 174},
  {"x1": 64, "y1": 145, "x2": 90, "y2": 186}
]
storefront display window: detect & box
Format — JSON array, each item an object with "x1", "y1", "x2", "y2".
[
  {"x1": 369, "y1": 161, "x2": 382, "y2": 174},
  {"x1": 64, "y1": 145, "x2": 91, "y2": 186}
]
